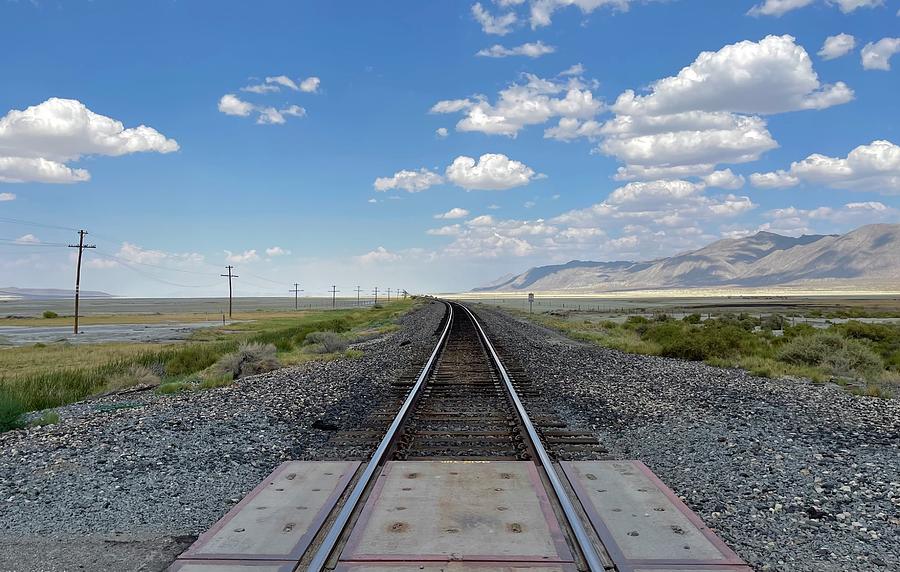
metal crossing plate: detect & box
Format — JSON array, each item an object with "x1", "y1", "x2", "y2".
[
  {"x1": 168, "y1": 561, "x2": 296, "y2": 571},
  {"x1": 339, "y1": 461, "x2": 574, "y2": 564},
  {"x1": 178, "y1": 461, "x2": 359, "y2": 562},
  {"x1": 561, "y1": 461, "x2": 751, "y2": 572}
]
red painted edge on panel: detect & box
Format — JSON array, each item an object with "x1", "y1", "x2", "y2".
[{"x1": 334, "y1": 562, "x2": 579, "y2": 571}]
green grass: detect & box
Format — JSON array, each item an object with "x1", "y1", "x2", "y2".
[
  {"x1": 524, "y1": 310, "x2": 899, "y2": 397},
  {"x1": 0, "y1": 299, "x2": 420, "y2": 430}
]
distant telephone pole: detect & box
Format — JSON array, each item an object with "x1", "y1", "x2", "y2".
[
  {"x1": 289, "y1": 283, "x2": 303, "y2": 310},
  {"x1": 373, "y1": 286, "x2": 379, "y2": 304},
  {"x1": 387, "y1": 288, "x2": 391, "y2": 302},
  {"x1": 221, "y1": 266, "x2": 238, "y2": 318},
  {"x1": 68, "y1": 229, "x2": 96, "y2": 335},
  {"x1": 355, "y1": 285, "x2": 362, "y2": 306},
  {"x1": 330, "y1": 285, "x2": 339, "y2": 309}
]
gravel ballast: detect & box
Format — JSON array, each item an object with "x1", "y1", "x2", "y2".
[
  {"x1": 0, "y1": 301, "x2": 445, "y2": 572},
  {"x1": 473, "y1": 304, "x2": 900, "y2": 572}
]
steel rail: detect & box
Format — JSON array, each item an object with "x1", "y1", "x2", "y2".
[
  {"x1": 308, "y1": 301, "x2": 455, "y2": 571},
  {"x1": 459, "y1": 302, "x2": 606, "y2": 572}
]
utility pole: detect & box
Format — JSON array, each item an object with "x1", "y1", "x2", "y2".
[
  {"x1": 68, "y1": 229, "x2": 96, "y2": 335},
  {"x1": 355, "y1": 285, "x2": 362, "y2": 307},
  {"x1": 221, "y1": 266, "x2": 238, "y2": 318},
  {"x1": 373, "y1": 286, "x2": 379, "y2": 305},
  {"x1": 387, "y1": 288, "x2": 391, "y2": 302},
  {"x1": 330, "y1": 285, "x2": 339, "y2": 309},
  {"x1": 289, "y1": 283, "x2": 303, "y2": 310}
]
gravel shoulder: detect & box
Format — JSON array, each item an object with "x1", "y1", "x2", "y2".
[
  {"x1": 473, "y1": 304, "x2": 900, "y2": 572},
  {"x1": 0, "y1": 301, "x2": 445, "y2": 572}
]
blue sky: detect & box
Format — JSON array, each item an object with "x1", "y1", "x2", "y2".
[{"x1": 1, "y1": 0, "x2": 898, "y2": 296}]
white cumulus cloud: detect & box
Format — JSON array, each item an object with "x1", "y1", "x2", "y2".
[
  {"x1": 751, "y1": 140, "x2": 900, "y2": 194},
  {"x1": 218, "y1": 94, "x2": 255, "y2": 116},
  {"x1": 432, "y1": 70, "x2": 603, "y2": 138},
  {"x1": 750, "y1": 170, "x2": 800, "y2": 189},
  {"x1": 0, "y1": 98, "x2": 178, "y2": 184},
  {"x1": 476, "y1": 41, "x2": 555, "y2": 58},
  {"x1": 703, "y1": 169, "x2": 746, "y2": 190},
  {"x1": 445, "y1": 153, "x2": 539, "y2": 190},
  {"x1": 472, "y1": 2, "x2": 517, "y2": 35},
  {"x1": 220, "y1": 94, "x2": 306, "y2": 125},
  {"x1": 356, "y1": 246, "x2": 401, "y2": 264},
  {"x1": 265, "y1": 246, "x2": 290, "y2": 257},
  {"x1": 861, "y1": 37, "x2": 900, "y2": 70},
  {"x1": 434, "y1": 207, "x2": 470, "y2": 219},
  {"x1": 526, "y1": 0, "x2": 645, "y2": 28},
  {"x1": 819, "y1": 33, "x2": 856, "y2": 60},
  {"x1": 595, "y1": 35, "x2": 852, "y2": 178},
  {"x1": 374, "y1": 168, "x2": 444, "y2": 192},
  {"x1": 748, "y1": 0, "x2": 815, "y2": 17},
  {"x1": 0, "y1": 192, "x2": 15, "y2": 201},
  {"x1": 748, "y1": 0, "x2": 883, "y2": 16},
  {"x1": 14, "y1": 234, "x2": 40, "y2": 244},
  {"x1": 224, "y1": 249, "x2": 260, "y2": 264}
]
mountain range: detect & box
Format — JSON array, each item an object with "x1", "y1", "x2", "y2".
[{"x1": 475, "y1": 223, "x2": 900, "y2": 293}]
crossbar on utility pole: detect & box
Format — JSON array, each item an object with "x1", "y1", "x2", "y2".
[
  {"x1": 355, "y1": 285, "x2": 362, "y2": 307},
  {"x1": 290, "y1": 283, "x2": 303, "y2": 310},
  {"x1": 373, "y1": 286, "x2": 379, "y2": 305},
  {"x1": 221, "y1": 266, "x2": 238, "y2": 318},
  {"x1": 68, "y1": 229, "x2": 96, "y2": 335},
  {"x1": 330, "y1": 285, "x2": 339, "y2": 309}
]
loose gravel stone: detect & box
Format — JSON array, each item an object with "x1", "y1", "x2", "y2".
[
  {"x1": 0, "y1": 301, "x2": 445, "y2": 572},
  {"x1": 473, "y1": 305, "x2": 900, "y2": 572}
]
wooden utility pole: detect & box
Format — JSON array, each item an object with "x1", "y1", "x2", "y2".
[
  {"x1": 330, "y1": 285, "x2": 339, "y2": 309},
  {"x1": 290, "y1": 283, "x2": 303, "y2": 310},
  {"x1": 387, "y1": 288, "x2": 391, "y2": 302},
  {"x1": 355, "y1": 285, "x2": 362, "y2": 306},
  {"x1": 373, "y1": 286, "x2": 379, "y2": 304},
  {"x1": 68, "y1": 229, "x2": 96, "y2": 335},
  {"x1": 221, "y1": 266, "x2": 238, "y2": 318}
]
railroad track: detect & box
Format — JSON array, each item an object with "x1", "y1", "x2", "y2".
[
  {"x1": 308, "y1": 300, "x2": 609, "y2": 571},
  {"x1": 177, "y1": 299, "x2": 752, "y2": 572}
]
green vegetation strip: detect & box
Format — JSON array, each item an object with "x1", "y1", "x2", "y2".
[
  {"x1": 522, "y1": 311, "x2": 900, "y2": 398},
  {"x1": 0, "y1": 300, "x2": 417, "y2": 431}
]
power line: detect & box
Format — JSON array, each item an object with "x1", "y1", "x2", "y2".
[
  {"x1": 90, "y1": 252, "x2": 220, "y2": 288},
  {"x1": 241, "y1": 270, "x2": 286, "y2": 286},
  {"x1": 92, "y1": 251, "x2": 216, "y2": 276},
  {"x1": 0, "y1": 217, "x2": 79, "y2": 232}
]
